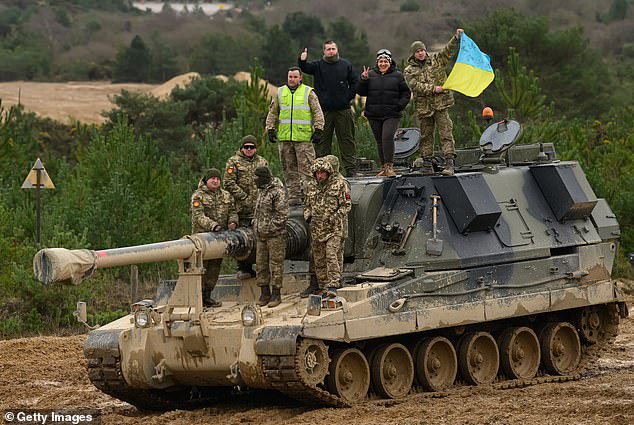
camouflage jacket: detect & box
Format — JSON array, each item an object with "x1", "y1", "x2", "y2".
[
  {"x1": 404, "y1": 35, "x2": 458, "y2": 117},
  {"x1": 253, "y1": 177, "x2": 288, "y2": 238},
  {"x1": 191, "y1": 180, "x2": 239, "y2": 233},
  {"x1": 304, "y1": 157, "x2": 352, "y2": 242},
  {"x1": 224, "y1": 150, "x2": 268, "y2": 220}
]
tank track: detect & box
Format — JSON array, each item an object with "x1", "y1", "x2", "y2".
[
  {"x1": 87, "y1": 350, "x2": 229, "y2": 410},
  {"x1": 261, "y1": 354, "x2": 349, "y2": 407}
]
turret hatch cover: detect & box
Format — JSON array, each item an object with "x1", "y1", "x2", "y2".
[{"x1": 479, "y1": 119, "x2": 522, "y2": 154}]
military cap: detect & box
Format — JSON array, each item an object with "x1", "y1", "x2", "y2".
[
  {"x1": 241, "y1": 135, "x2": 257, "y2": 146},
  {"x1": 410, "y1": 40, "x2": 426, "y2": 55},
  {"x1": 204, "y1": 168, "x2": 222, "y2": 181},
  {"x1": 254, "y1": 166, "x2": 272, "y2": 178}
]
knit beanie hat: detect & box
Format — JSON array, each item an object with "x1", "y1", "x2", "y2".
[
  {"x1": 376, "y1": 48, "x2": 392, "y2": 63},
  {"x1": 410, "y1": 41, "x2": 426, "y2": 55},
  {"x1": 241, "y1": 135, "x2": 257, "y2": 146},
  {"x1": 204, "y1": 168, "x2": 222, "y2": 182},
  {"x1": 254, "y1": 166, "x2": 272, "y2": 179}
]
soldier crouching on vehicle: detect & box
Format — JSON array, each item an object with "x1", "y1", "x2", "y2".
[
  {"x1": 253, "y1": 166, "x2": 288, "y2": 307},
  {"x1": 303, "y1": 157, "x2": 351, "y2": 297},
  {"x1": 191, "y1": 168, "x2": 239, "y2": 308}
]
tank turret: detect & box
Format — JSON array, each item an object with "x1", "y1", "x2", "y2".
[{"x1": 34, "y1": 121, "x2": 629, "y2": 410}]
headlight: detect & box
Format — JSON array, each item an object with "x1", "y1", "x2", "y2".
[
  {"x1": 241, "y1": 305, "x2": 259, "y2": 326},
  {"x1": 134, "y1": 310, "x2": 150, "y2": 328}
]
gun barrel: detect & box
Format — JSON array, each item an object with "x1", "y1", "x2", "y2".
[{"x1": 34, "y1": 229, "x2": 253, "y2": 285}]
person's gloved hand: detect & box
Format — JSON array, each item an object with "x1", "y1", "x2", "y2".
[
  {"x1": 268, "y1": 129, "x2": 278, "y2": 144},
  {"x1": 310, "y1": 130, "x2": 322, "y2": 144},
  {"x1": 213, "y1": 225, "x2": 223, "y2": 232}
]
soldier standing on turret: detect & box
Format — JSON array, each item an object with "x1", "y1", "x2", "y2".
[
  {"x1": 191, "y1": 168, "x2": 239, "y2": 308},
  {"x1": 303, "y1": 157, "x2": 351, "y2": 297},
  {"x1": 224, "y1": 135, "x2": 269, "y2": 280},
  {"x1": 252, "y1": 166, "x2": 288, "y2": 308},
  {"x1": 404, "y1": 28, "x2": 464, "y2": 176}
]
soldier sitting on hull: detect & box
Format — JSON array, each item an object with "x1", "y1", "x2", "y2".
[
  {"x1": 224, "y1": 135, "x2": 269, "y2": 280},
  {"x1": 253, "y1": 166, "x2": 288, "y2": 308},
  {"x1": 191, "y1": 168, "x2": 239, "y2": 308},
  {"x1": 303, "y1": 157, "x2": 351, "y2": 297}
]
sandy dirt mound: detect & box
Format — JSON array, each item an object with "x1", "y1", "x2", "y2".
[
  {"x1": 0, "y1": 81, "x2": 155, "y2": 124},
  {"x1": 150, "y1": 72, "x2": 200, "y2": 99},
  {"x1": 0, "y1": 305, "x2": 632, "y2": 425}
]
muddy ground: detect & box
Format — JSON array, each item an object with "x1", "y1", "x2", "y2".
[{"x1": 0, "y1": 301, "x2": 632, "y2": 425}]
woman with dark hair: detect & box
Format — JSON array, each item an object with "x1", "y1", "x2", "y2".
[{"x1": 356, "y1": 49, "x2": 411, "y2": 176}]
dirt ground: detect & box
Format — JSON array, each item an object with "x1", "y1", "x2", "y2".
[{"x1": 0, "y1": 302, "x2": 632, "y2": 425}]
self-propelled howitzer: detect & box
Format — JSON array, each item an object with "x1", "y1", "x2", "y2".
[{"x1": 34, "y1": 121, "x2": 629, "y2": 409}]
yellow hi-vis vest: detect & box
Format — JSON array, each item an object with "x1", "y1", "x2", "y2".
[{"x1": 277, "y1": 84, "x2": 314, "y2": 142}]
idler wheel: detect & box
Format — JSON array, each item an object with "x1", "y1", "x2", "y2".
[
  {"x1": 326, "y1": 348, "x2": 370, "y2": 403},
  {"x1": 413, "y1": 336, "x2": 457, "y2": 391},
  {"x1": 498, "y1": 327, "x2": 540, "y2": 379},
  {"x1": 370, "y1": 343, "x2": 414, "y2": 399},
  {"x1": 458, "y1": 332, "x2": 499, "y2": 385},
  {"x1": 540, "y1": 322, "x2": 581, "y2": 375},
  {"x1": 296, "y1": 338, "x2": 329, "y2": 386}
]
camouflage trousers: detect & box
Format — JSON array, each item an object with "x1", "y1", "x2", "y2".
[
  {"x1": 312, "y1": 235, "x2": 343, "y2": 289},
  {"x1": 279, "y1": 141, "x2": 316, "y2": 204},
  {"x1": 256, "y1": 234, "x2": 286, "y2": 289},
  {"x1": 202, "y1": 259, "x2": 222, "y2": 293},
  {"x1": 418, "y1": 108, "x2": 455, "y2": 158}
]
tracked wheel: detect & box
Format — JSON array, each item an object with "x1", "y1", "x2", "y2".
[
  {"x1": 326, "y1": 348, "x2": 370, "y2": 403},
  {"x1": 413, "y1": 336, "x2": 457, "y2": 391},
  {"x1": 498, "y1": 327, "x2": 540, "y2": 379},
  {"x1": 540, "y1": 322, "x2": 581, "y2": 375},
  {"x1": 370, "y1": 343, "x2": 414, "y2": 399},
  {"x1": 296, "y1": 338, "x2": 329, "y2": 387},
  {"x1": 458, "y1": 332, "x2": 499, "y2": 385}
]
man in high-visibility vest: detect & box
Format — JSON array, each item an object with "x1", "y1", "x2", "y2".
[{"x1": 266, "y1": 66, "x2": 325, "y2": 206}]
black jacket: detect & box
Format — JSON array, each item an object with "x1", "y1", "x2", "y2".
[
  {"x1": 298, "y1": 57, "x2": 358, "y2": 112},
  {"x1": 356, "y1": 63, "x2": 411, "y2": 120}
]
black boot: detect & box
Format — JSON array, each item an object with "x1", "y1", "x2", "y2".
[
  {"x1": 268, "y1": 287, "x2": 282, "y2": 308},
  {"x1": 203, "y1": 288, "x2": 222, "y2": 308},
  {"x1": 256, "y1": 285, "x2": 271, "y2": 307},
  {"x1": 236, "y1": 261, "x2": 255, "y2": 280},
  {"x1": 300, "y1": 274, "x2": 320, "y2": 298},
  {"x1": 441, "y1": 154, "x2": 456, "y2": 176}
]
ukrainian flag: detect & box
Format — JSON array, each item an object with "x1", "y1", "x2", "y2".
[{"x1": 443, "y1": 33, "x2": 494, "y2": 97}]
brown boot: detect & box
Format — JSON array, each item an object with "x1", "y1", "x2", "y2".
[
  {"x1": 441, "y1": 155, "x2": 456, "y2": 176},
  {"x1": 376, "y1": 163, "x2": 387, "y2": 176},
  {"x1": 383, "y1": 162, "x2": 396, "y2": 177},
  {"x1": 256, "y1": 285, "x2": 271, "y2": 306},
  {"x1": 267, "y1": 287, "x2": 282, "y2": 308},
  {"x1": 413, "y1": 157, "x2": 434, "y2": 175}
]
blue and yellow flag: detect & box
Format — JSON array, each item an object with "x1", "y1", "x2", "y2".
[{"x1": 443, "y1": 33, "x2": 494, "y2": 97}]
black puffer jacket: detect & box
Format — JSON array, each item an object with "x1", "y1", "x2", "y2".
[{"x1": 356, "y1": 63, "x2": 411, "y2": 120}]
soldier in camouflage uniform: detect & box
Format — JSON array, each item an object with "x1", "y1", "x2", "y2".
[
  {"x1": 303, "y1": 157, "x2": 351, "y2": 296},
  {"x1": 404, "y1": 28, "x2": 464, "y2": 175},
  {"x1": 266, "y1": 67, "x2": 325, "y2": 206},
  {"x1": 252, "y1": 166, "x2": 288, "y2": 308},
  {"x1": 191, "y1": 168, "x2": 239, "y2": 307},
  {"x1": 224, "y1": 135, "x2": 269, "y2": 280}
]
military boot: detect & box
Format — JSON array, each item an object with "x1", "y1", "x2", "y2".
[
  {"x1": 256, "y1": 285, "x2": 271, "y2": 306},
  {"x1": 441, "y1": 154, "x2": 456, "y2": 176},
  {"x1": 267, "y1": 287, "x2": 282, "y2": 308},
  {"x1": 383, "y1": 162, "x2": 396, "y2": 177},
  {"x1": 236, "y1": 262, "x2": 255, "y2": 280},
  {"x1": 412, "y1": 157, "x2": 434, "y2": 175},
  {"x1": 203, "y1": 288, "x2": 222, "y2": 308},
  {"x1": 300, "y1": 274, "x2": 320, "y2": 298}
]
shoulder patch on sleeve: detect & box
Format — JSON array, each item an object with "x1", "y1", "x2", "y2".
[
  {"x1": 192, "y1": 199, "x2": 201, "y2": 208},
  {"x1": 227, "y1": 166, "x2": 234, "y2": 174}
]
